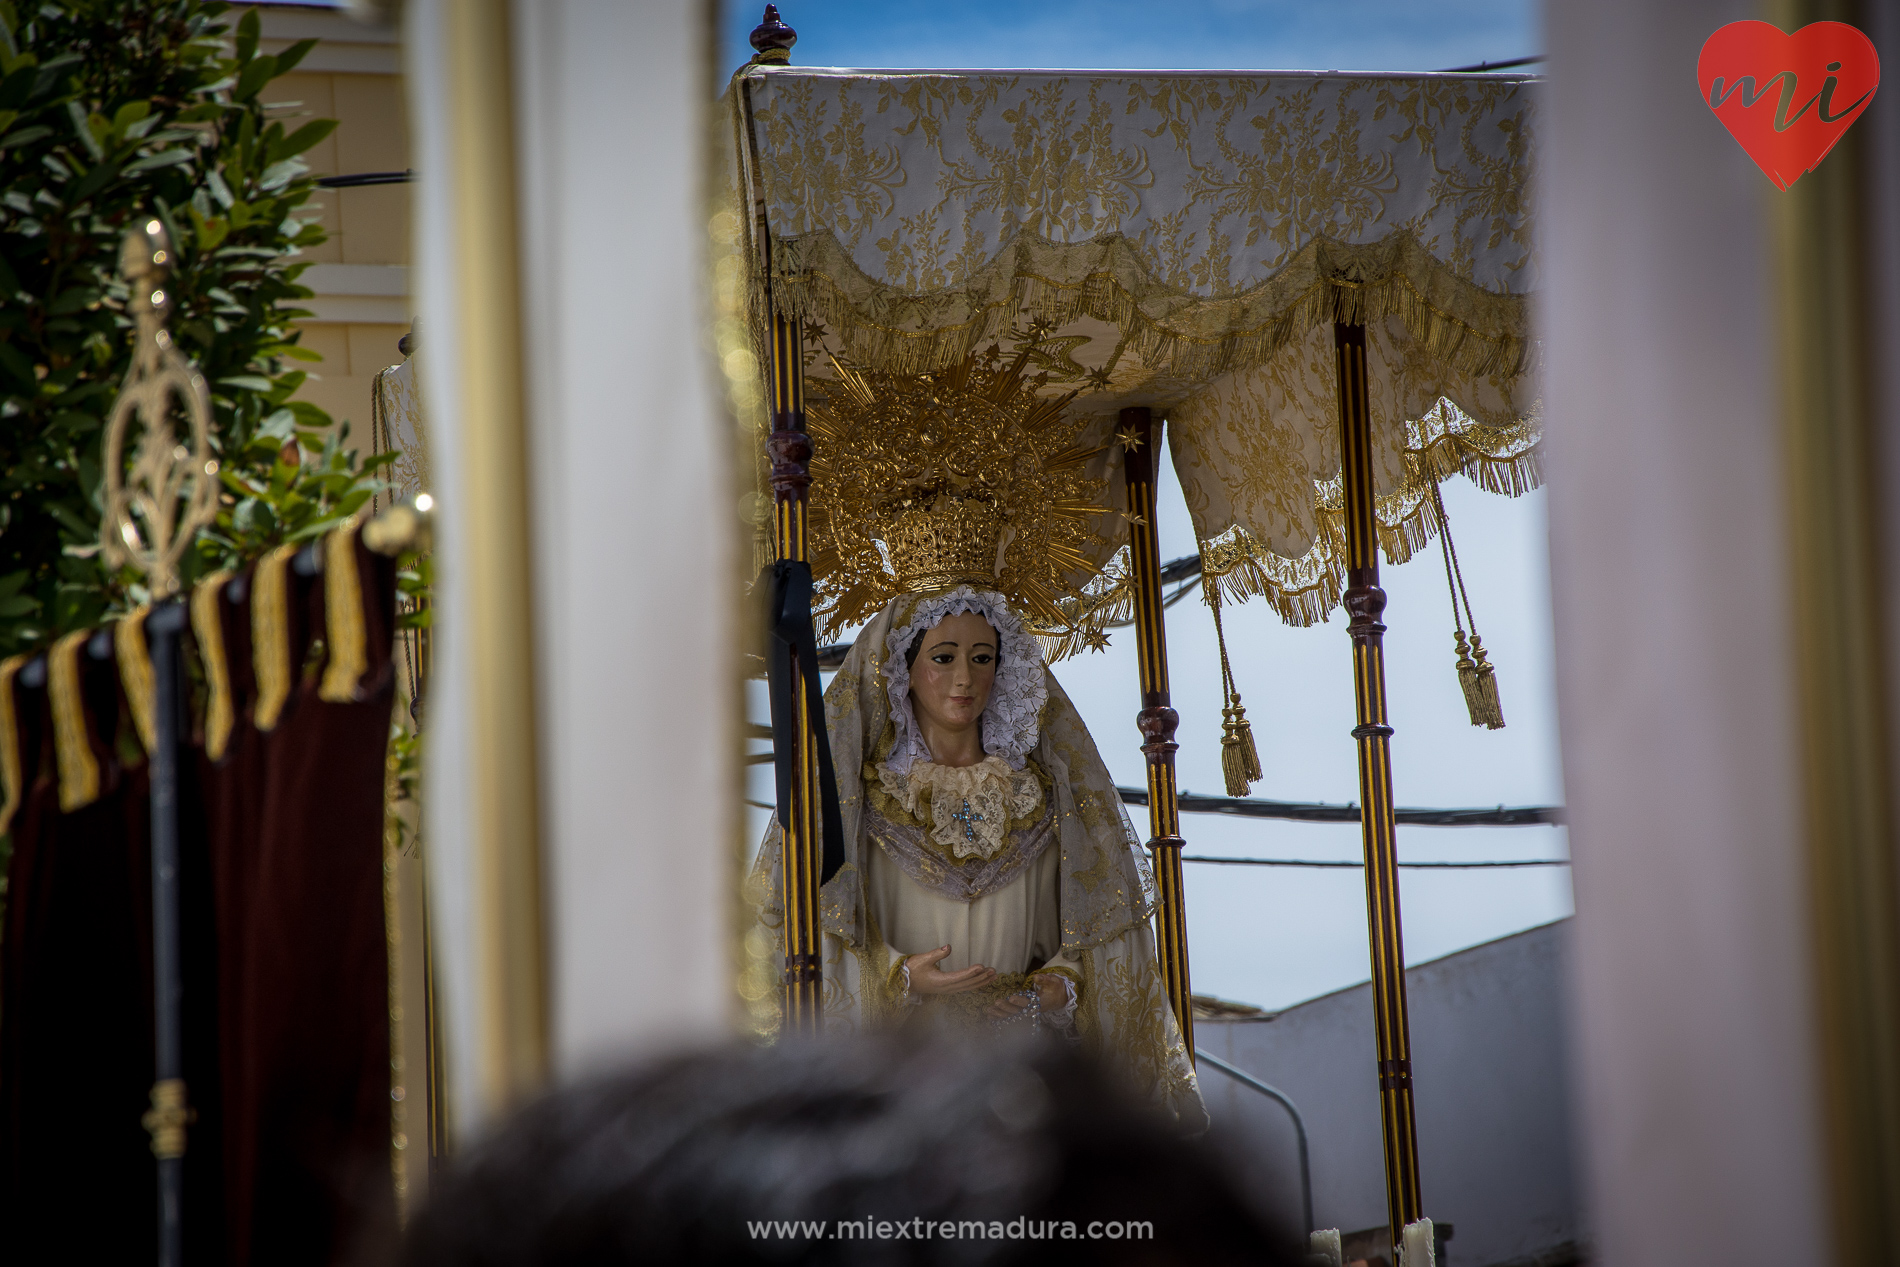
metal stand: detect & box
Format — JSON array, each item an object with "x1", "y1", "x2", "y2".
[
  {"x1": 1335, "y1": 323, "x2": 1423, "y2": 1241},
  {"x1": 1119, "y1": 407, "x2": 1194, "y2": 1055},
  {"x1": 144, "y1": 600, "x2": 191, "y2": 1267}
]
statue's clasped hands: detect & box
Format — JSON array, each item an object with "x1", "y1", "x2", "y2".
[
  {"x1": 904, "y1": 945, "x2": 994, "y2": 996},
  {"x1": 986, "y1": 973, "x2": 1069, "y2": 1021},
  {"x1": 903, "y1": 946, "x2": 1067, "y2": 1019}
]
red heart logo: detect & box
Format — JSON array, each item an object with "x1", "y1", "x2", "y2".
[{"x1": 1698, "y1": 20, "x2": 1880, "y2": 190}]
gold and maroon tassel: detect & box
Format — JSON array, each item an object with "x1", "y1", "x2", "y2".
[
  {"x1": 1206, "y1": 577, "x2": 1263, "y2": 795},
  {"x1": 1433, "y1": 481, "x2": 1505, "y2": 730}
]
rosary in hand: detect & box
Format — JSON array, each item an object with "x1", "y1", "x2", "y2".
[{"x1": 991, "y1": 985, "x2": 1043, "y2": 1035}]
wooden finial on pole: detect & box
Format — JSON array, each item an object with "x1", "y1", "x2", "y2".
[{"x1": 750, "y1": 5, "x2": 797, "y2": 65}]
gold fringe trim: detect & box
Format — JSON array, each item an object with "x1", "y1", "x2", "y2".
[
  {"x1": 252, "y1": 543, "x2": 300, "y2": 732},
  {"x1": 49, "y1": 629, "x2": 99, "y2": 813},
  {"x1": 115, "y1": 605, "x2": 156, "y2": 755},
  {"x1": 320, "y1": 520, "x2": 369, "y2": 703},
  {"x1": 1407, "y1": 399, "x2": 1543, "y2": 503},
  {"x1": 191, "y1": 572, "x2": 235, "y2": 762},
  {"x1": 1036, "y1": 547, "x2": 1136, "y2": 663},
  {"x1": 1200, "y1": 521, "x2": 1346, "y2": 628},
  {"x1": 1196, "y1": 401, "x2": 1544, "y2": 628},
  {"x1": 763, "y1": 230, "x2": 1532, "y2": 389},
  {"x1": 0, "y1": 653, "x2": 25, "y2": 836}
]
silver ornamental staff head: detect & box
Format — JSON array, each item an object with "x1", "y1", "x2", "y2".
[{"x1": 100, "y1": 217, "x2": 220, "y2": 600}]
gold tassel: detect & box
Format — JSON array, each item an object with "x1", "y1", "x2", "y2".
[
  {"x1": 1221, "y1": 700, "x2": 1263, "y2": 797},
  {"x1": 1434, "y1": 481, "x2": 1506, "y2": 731},
  {"x1": 1206, "y1": 574, "x2": 1263, "y2": 796},
  {"x1": 1454, "y1": 630, "x2": 1505, "y2": 729}
]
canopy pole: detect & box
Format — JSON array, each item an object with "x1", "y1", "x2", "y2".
[
  {"x1": 1335, "y1": 322, "x2": 1424, "y2": 1241},
  {"x1": 746, "y1": 6, "x2": 822, "y2": 1036},
  {"x1": 1119, "y1": 407, "x2": 1194, "y2": 1060},
  {"x1": 147, "y1": 600, "x2": 189, "y2": 1267},
  {"x1": 767, "y1": 309, "x2": 824, "y2": 1033}
]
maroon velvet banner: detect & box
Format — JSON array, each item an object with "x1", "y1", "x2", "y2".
[{"x1": 0, "y1": 532, "x2": 399, "y2": 1266}]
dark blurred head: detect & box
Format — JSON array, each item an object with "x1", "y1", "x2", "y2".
[{"x1": 402, "y1": 1030, "x2": 1296, "y2": 1266}]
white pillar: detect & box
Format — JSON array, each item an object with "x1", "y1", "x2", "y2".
[
  {"x1": 511, "y1": 0, "x2": 736, "y2": 1078},
  {"x1": 408, "y1": 0, "x2": 734, "y2": 1138},
  {"x1": 1542, "y1": 4, "x2": 1830, "y2": 1263}
]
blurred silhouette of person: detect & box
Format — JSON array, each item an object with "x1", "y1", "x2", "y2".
[{"x1": 401, "y1": 1030, "x2": 1296, "y2": 1266}]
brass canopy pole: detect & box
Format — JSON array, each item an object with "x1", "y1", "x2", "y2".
[
  {"x1": 1119, "y1": 407, "x2": 1194, "y2": 1058},
  {"x1": 748, "y1": 6, "x2": 823, "y2": 1035},
  {"x1": 1335, "y1": 323, "x2": 1423, "y2": 1241},
  {"x1": 767, "y1": 309, "x2": 823, "y2": 1032}
]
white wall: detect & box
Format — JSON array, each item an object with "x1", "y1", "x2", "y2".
[{"x1": 1200, "y1": 920, "x2": 1579, "y2": 1267}]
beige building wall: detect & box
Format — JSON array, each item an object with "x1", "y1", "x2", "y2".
[{"x1": 257, "y1": 5, "x2": 412, "y2": 438}]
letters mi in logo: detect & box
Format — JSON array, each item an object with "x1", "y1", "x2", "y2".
[{"x1": 1698, "y1": 20, "x2": 1880, "y2": 190}]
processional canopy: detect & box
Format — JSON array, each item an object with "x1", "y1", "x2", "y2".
[{"x1": 728, "y1": 65, "x2": 1540, "y2": 627}]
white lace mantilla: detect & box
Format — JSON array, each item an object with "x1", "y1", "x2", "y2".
[
  {"x1": 877, "y1": 756, "x2": 1042, "y2": 861},
  {"x1": 882, "y1": 587, "x2": 1046, "y2": 776}
]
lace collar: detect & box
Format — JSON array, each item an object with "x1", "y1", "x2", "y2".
[{"x1": 875, "y1": 756, "x2": 1043, "y2": 861}]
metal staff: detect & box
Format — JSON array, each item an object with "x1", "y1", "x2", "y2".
[
  {"x1": 746, "y1": 6, "x2": 829, "y2": 1033},
  {"x1": 1118, "y1": 407, "x2": 1195, "y2": 1057},
  {"x1": 1334, "y1": 321, "x2": 1424, "y2": 1242},
  {"x1": 102, "y1": 217, "x2": 219, "y2": 1267}
]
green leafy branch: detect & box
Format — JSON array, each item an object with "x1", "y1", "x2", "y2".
[{"x1": 0, "y1": 0, "x2": 391, "y2": 654}]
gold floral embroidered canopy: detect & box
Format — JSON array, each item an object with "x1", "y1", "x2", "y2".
[{"x1": 730, "y1": 66, "x2": 1540, "y2": 623}]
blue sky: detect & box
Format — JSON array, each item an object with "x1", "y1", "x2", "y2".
[
  {"x1": 720, "y1": 0, "x2": 1541, "y2": 76},
  {"x1": 735, "y1": 0, "x2": 1563, "y2": 1011}
]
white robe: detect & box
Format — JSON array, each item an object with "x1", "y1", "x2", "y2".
[{"x1": 865, "y1": 833, "x2": 1080, "y2": 979}]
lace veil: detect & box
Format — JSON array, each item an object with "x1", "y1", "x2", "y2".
[
  {"x1": 750, "y1": 587, "x2": 1158, "y2": 958},
  {"x1": 880, "y1": 586, "x2": 1044, "y2": 777}
]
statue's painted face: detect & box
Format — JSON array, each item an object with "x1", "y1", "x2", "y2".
[{"x1": 907, "y1": 610, "x2": 998, "y2": 737}]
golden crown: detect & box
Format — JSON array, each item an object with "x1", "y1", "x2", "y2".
[
  {"x1": 804, "y1": 346, "x2": 1119, "y2": 656},
  {"x1": 880, "y1": 492, "x2": 1007, "y2": 592}
]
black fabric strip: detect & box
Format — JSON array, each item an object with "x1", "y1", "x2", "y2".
[{"x1": 762, "y1": 562, "x2": 847, "y2": 884}]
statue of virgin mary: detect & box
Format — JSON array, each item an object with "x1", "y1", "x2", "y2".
[{"x1": 745, "y1": 351, "x2": 1206, "y2": 1130}]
